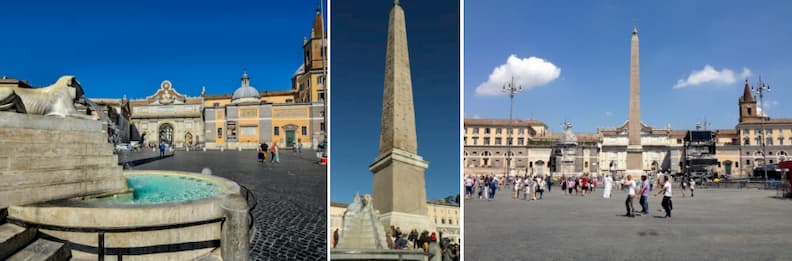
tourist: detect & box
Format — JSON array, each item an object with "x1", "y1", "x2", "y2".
[
  {"x1": 546, "y1": 175, "x2": 552, "y2": 192},
  {"x1": 581, "y1": 175, "x2": 589, "y2": 196},
  {"x1": 567, "y1": 178, "x2": 575, "y2": 196},
  {"x1": 159, "y1": 142, "x2": 165, "y2": 158},
  {"x1": 488, "y1": 177, "x2": 498, "y2": 200},
  {"x1": 333, "y1": 228, "x2": 339, "y2": 248},
  {"x1": 561, "y1": 175, "x2": 567, "y2": 195},
  {"x1": 513, "y1": 177, "x2": 522, "y2": 199},
  {"x1": 464, "y1": 176, "x2": 474, "y2": 199},
  {"x1": 690, "y1": 178, "x2": 695, "y2": 198},
  {"x1": 270, "y1": 142, "x2": 280, "y2": 163},
  {"x1": 409, "y1": 229, "x2": 419, "y2": 248},
  {"x1": 297, "y1": 139, "x2": 303, "y2": 154},
  {"x1": 655, "y1": 175, "x2": 673, "y2": 218},
  {"x1": 257, "y1": 142, "x2": 265, "y2": 163},
  {"x1": 478, "y1": 176, "x2": 485, "y2": 199},
  {"x1": 523, "y1": 177, "x2": 532, "y2": 200},
  {"x1": 603, "y1": 174, "x2": 613, "y2": 198},
  {"x1": 623, "y1": 175, "x2": 636, "y2": 217},
  {"x1": 262, "y1": 142, "x2": 269, "y2": 161},
  {"x1": 537, "y1": 176, "x2": 546, "y2": 199},
  {"x1": 680, "y1": 177, "x2": 687, "y2": 198},
  {"x1": 638, "y1": 175, "x2": 650, "y2": 215}
]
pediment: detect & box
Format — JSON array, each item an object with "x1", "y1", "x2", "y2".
[{"x1": 145, "y1": 80, "x2": 187, "y2": 105}]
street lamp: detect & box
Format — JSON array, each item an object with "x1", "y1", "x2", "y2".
[
  {"x1": 752, "y1": 77, "x2": 771, "y2": 184},
  {"x1": 502, "y1": 77, "x2": 522, "y2": 181}
]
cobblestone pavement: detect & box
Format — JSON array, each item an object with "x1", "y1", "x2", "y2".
[
  {"x1": 465, "y1": 187, "x2": 792, "y2": 261},
  {"x1": 133, "y1": 149, "x2": 327, "y2": 260}
]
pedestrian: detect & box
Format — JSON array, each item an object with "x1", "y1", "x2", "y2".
[
  {"x1": 581, "y1": 175, "x2": 589, "y2": 196},
  {"x1": 690, "y1": 179, "x2": 695, "y2": 198},
  {"x1": 513, "y1": 177, "x2": 522, "y2": 199},
  {"x1": 159, "y1": 143, "x2": 165, "y2": 158},
  {"x1": 258, "y1": 142, "x2": 266, "y2": 163},
  {"x1": 270, "y1": 142, "x2": 280, "y2": 163},
  {"x1": 537, "y1": 176, "x2": 546, "y2": 199},
  {"x1": 297, "y1": 139, "x2": 303, "y2": 154},
  {"x1": 333, "y1": 228, "x2": 339, "y2": 248},
  {"x1": 409, "y1": 229, "x2": 418, "y2": 249},
  {"x1": 603, "y1": 174, "x2": 613, "y2": 198},
  {"x1": 680, "y1": 177, "x2": 687, "y2": 198},
  {"x1": 546, "y1": 176, "x2": 553, "y2": 192},
  {"x1": 655, "y1": 175, "x2": 673, "y2": 218},
  {"x1": 567, "y1": 178, "x2": 575, "y2": 196},
  {"x1": 561, "y1": 176, "x2": 567, "y2": 195},
  {"x1": 464, "y1": 176, "x2": 474, "y2": 199},
  {"x1": 623, "y1": 175, "x2": 636, "y2": 217},
  {"x1": 638, "y1": 175, "x2": 650, "y2": 215},
  {"x1": 478, "y1": 177, "x2": 485, "y2": 199},
  {"x1": 488, "y1": 177, "x2": 498, "y2": 200}
]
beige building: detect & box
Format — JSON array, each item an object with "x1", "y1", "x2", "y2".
[{"x1": 735, "y1": 80, "x2": 792, "y2": 175}]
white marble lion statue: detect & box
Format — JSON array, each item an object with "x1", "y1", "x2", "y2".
[{"x1": 0, "y1": 75, "x2": 86, "y2": 117}]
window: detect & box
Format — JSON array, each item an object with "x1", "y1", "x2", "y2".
[
  {"x1": 495, "y1": 138, "x2": 502, "y2": 145},
  {"x1": 217, "y1": 128, "x2": 223, "y2": 138},
  {"x1": 320, "y1": 123, "x2": 325, "y2": 131},
  {"x1": 767, "y1": 137, "x2": 773, "y2": 146},
  {"x1": 496, "y1": 128, "x2": 502, "y2": 134},
  {"x1": 748, "y1": 108, "x2": 752, "y2": 115},
  {"x1": 736, "y1": 162, "x2": 739, "y2": 168},
  {"x1": 747, "y1": 160, "x2": 751, "y2": 165},
  {"x1": 213, "y1": 103, "x2": 220, "y2": 108},
  {"x1": 755, "y1": 138, "x2": 761, "y2": 145},
  {"x1": 241, "y1": 126, "x2": 256, "y2": 136},
  {"x1": 318, "y1": 91, "x2": 325, "y2": 101},
  {"x1": 755, "y1": 129, "x2": 761, "y2": 135},
  {"x1": 677, "y1": 139, "x2": 682, "y2": 144},
  {"x1": 518, "y1": 138, "x2": 524, "y2": 145},
  {"x1": 302, "y1": 126, "x2": 308, "y2": 135},
  {"x1": 519, "y1": 128, "x2": 525, "y2": 134},
  {"x1": 779, "y1": 138, "x2": 785, "y2": 145},
  {"x1": 744, "y1": 138, "x2": 750, "y2": 145},
  {"x1": 485, "y1": 128, "x2": 490, "y2": 134},
  {"x1": 767, "y1": 129, "x2": 774, "y2": 134},
  {"x1": 508, "y1": 138, "x2": 513, "y2": 145},
  {"x1": 286, "y1": 99, "x2": 293, "y2": 103},
  {"x1": 472, "y1": 137, "x2": 479, "y2": 145},
  {"x1": 317, "y1": 75, "x2": 325, "y2": 85},
  {"x1": 484, "y1": 138, "x2": 490, "y2": 145},
  {"x1": 274, "y1": 126, "x2": 280, "y2": 136},
  {"x1": 473, "y1": 128, "x2": 479, "y2": 134}
]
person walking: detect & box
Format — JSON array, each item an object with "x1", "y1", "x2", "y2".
[
  {"x1": 333, "y1": 228, "x2": 340, "y2": 248},
  {"x1": 546, "y1": 176, "x2": 553, "y2": 192},
  {"x1": 159, "y1": 143, "x2": 165, "y2": 158},
  {"x1": 270, "y1": 142, "x2": 280, "y2": 163},
  {"x1": 680, "y1": 177, "x2": 687, "y2": 198},
  {"x1": 623, "y1": 175, "x2": 636, "y2": 217},
  {"x1": 603, "y1": 174, "x2": 613, "y2": 198},
  {"x1": 488, "y1": 177, "x2": 498, "y2": 201},
  {"x1": 297, "y1": 139, "x2": 303, "y2": 154},
  {"x1": 655, "y1": 175, "x2": 673, "y2": 218},
  {"x1": 638, "y1": 175, "x2": 650, "y2": 215},
  {"x1": 464, "y1": 176, "x2": 474, "y2": 199},
  {"x1": 689, "y1": 179, "x2": 695, "y2": 198}
]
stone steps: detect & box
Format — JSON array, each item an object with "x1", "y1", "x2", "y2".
[
  {"x1": 0, "y1": 143, "x2": 115, "y2": 158},
  {"x1": 0, "y1": 165, "x2": 122, "y2": 189},
  {"x1": 6, "y1": 238, "x2": 71, "y2": 261},
  {"x1": 0, "y1": 223, "x2": 37, "y2": 260}
]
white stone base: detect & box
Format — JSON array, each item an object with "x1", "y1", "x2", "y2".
[{"x1": 378, "y1": 211, "x2": 435, "y2": 234}]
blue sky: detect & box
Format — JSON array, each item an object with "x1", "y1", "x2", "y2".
[
  {"x1": 465, "y1": 0, "x2": 792, "y2": 133},
  {"x1": 0, "y1": 0, "x2": 326, "y2": 99},
  {"x1": 331, "y1": 0, "x2": 460, "y2": 203}
]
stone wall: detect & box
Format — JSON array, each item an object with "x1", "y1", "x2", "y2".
[{"x1": 0, "y1": 112, "x2": 127, "y2": 209}]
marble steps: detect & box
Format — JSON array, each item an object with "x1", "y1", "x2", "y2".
[
  {"x1": 6, "y1": 238, "x2": 71, "y2": 261},
  {"x1": 0, "y1": 223, "x2": 37, "y2": 260}
]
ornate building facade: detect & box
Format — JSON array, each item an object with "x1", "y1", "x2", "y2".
[{"x1": 92, "y1": 8, "x2": 327, "y2": 150}]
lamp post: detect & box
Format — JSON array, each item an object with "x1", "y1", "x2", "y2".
[
  {"x1": 502, "y1": 77, "x2": 522, "y2": 181},
  {"x1": 752, "y1": 77, "x2": 771, "y2": 184}
]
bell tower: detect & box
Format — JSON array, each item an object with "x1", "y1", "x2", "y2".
[{"x1": 739, "y1": 79, "x2": 759, "y2": 123}]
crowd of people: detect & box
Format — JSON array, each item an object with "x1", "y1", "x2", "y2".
[{"x1": 331, "y1": 227, "x2": 460, "y2": 261}]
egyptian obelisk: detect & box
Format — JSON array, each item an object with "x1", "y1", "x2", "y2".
[
  {"x1": 626, "y1": 25, "x2": 643, "y2": 176},
  {"x1": 369, "y1": 0, "x2": 434, "y2": 232}
]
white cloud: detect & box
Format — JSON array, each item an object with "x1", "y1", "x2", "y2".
[
  {"x1": 605, "y1": 111, "x2": 613, "y2": 117},
  {"x1": 475, "y1": 55, "x2": 561, "y2": 96},
  {"x1": 673, "y1": 65, "x2": 751, "y2": 88}
]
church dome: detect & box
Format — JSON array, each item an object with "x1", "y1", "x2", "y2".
[{"x1": 231, "y1": 71, "x2": 260, "y2": 104}]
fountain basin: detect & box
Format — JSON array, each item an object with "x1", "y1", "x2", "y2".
[{"x1": 8, "y1": 170, "x2": 242, "y2": 261}]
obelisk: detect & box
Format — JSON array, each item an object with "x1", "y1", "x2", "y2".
[
  {"x1": 368, "y1": 0, "x2": 434, "y2": 233},
  {"x1": 626, "y1": 25, "x2": 643, "y2": 176}
]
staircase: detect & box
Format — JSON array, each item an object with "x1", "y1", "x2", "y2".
[{"x1": 0, "y1": 209, "x2": 71, "y2": 260}]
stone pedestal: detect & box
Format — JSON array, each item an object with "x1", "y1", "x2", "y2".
[
  {"x1": 221, "y1": 194, "x2": 250, "y2": 261},
  {"x1": 0, "y1": 112, "x2": 127, "y2": 209},
  {"x1": 369, "y1": 149, "x2": 432, "y2": 232},
  {"x1": 378, "y1": 212, "x2": 435, "y2": 236}
]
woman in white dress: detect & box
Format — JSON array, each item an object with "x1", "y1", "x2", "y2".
[{"x1": 603, "y1": 174, "x2": 613, "y2": 198}]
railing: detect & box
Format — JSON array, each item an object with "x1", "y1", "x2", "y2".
[
  {"x1": 239, "y1": 184, "x2": 258, "y2": 231},
  {"x1": 6, "y1": 216, "x2": 225, "y2": 261}
]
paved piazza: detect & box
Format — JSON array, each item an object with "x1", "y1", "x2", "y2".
[
  {"x1": 132, "y1": 149, "x2": 327, "y2": 260},
  {"x1": 465, "y1": 187, "x2": 792, "y2": 260}
]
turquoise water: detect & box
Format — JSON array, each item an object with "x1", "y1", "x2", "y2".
[{"x1": 87, "y1": 174, "x2": 221, "y2": 205}]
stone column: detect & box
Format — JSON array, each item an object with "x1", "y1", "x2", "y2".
[{"x1": 221, "y1": 194, "x2": 249, "y2": 261}]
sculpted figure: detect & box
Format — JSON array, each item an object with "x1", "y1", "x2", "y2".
[{"x1": 0, "y1": 76, "x2": 86, "y2": 117}]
